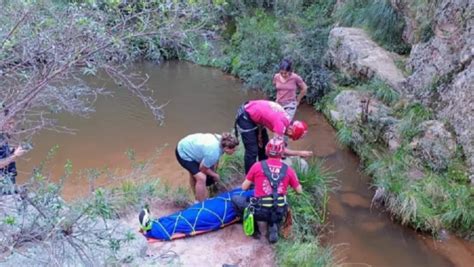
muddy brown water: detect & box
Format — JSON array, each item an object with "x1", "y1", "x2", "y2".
[{"x1": 16, "y1": 61, "x2": 473, "y2": 266}]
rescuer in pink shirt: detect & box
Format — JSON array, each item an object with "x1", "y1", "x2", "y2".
[{"x1": 234, "y1": 100, "x2": 312, "y2": 174}]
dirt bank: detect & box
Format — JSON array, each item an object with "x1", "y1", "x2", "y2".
[{"x1": 122, "y1": 201, "x2": 276, "y2": 267}]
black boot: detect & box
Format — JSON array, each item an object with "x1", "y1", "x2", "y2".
[
  {"x1": 252, "y1": 221, "x2": 261, "y2": 239},
  {"x1": 268, "y1": 223, "x2": 279, "y2": 243}
]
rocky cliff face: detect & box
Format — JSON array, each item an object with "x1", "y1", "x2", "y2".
[
  {"x1": 402, "y1": 0, "x2": 473, "y2": 182},
  {"x1": 327, "y1": 0, "x2": 473, "y2": 183},
  {"x1": 390, "y1": 0, "x2": 441, "y2": 44}
]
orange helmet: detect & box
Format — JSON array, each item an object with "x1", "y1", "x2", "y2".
[
  {"x1": 265, "y1": 137, "x2": 285, "y2": 157},
  {"x1": 288, "y1": 120, "x2": 308, "y2": 140}
]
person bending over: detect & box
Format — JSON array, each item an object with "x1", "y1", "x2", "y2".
[
  {"x1": 176, "y1": 132, "x2": 239, "y2": 202},
  {"x1": 234, "y1": 99, "x2": 312, "y2": 174}
]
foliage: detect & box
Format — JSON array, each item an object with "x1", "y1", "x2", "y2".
[
  {"x1": 358, "y1": 78, "x2": 400, "y2": 106},
  {"x1": 288, "y1": 159, "x2": 334, "y2": 236},
  {"x1": 217, "y1": 144, "x2": 245, "y2": 189},
  {"x1": 0, "y1": 145, "x2": 188, "y2": 265},
  {"x1": 224, "y1": 10, "x2": 284, "y2": 92},
  {"x1": 318, "y1": 80, "x2": 472, "y2": 236},
  {"x1": 336, "y1": 122, "x2": 353, "y2": 147},
  {"x1": 276, "y1": 237, "x2": 337, "y2": 267},
  {"x1": 335, "y1": 0, "x2": 410, "y2": 54},
  {"x1": 283, "y1": 1, "x2": 336, "y2": 102},
  {"x1": 396, "y1": 102, "x2": 432, "y2": 141},
  {"x1": 276, "y1": 159, "x2": 337, "y2": 267},
  {"x1": 0, "y1": 0, "x2": 222, "y2": 145},
  {"x1": 364, "y1": 144, "x2": 473, "y2": 236},
  {"x1": 197, "y1": 1, "x2": 335, "y2": 103}
]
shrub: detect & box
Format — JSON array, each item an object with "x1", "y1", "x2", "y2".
[{"x1": 335, "y1": 0, "x2": 410, "y2": 54}]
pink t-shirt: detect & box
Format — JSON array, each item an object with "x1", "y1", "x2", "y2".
[
  {"x1": 273, "y1": 73, "x2": 305, "y2": 105},
  {"x1": 246, "y1": 158, "x2": 300, "y2": 197},
  {"x1": 244, "y1": 100, "x2": 290, "y2": 135}
]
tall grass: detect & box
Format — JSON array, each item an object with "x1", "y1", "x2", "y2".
[
  {"x1": 396, "y1": 102, "x2": 433, "y2": 141},
  {"x1": 363, "y1": 144, "x2": 473, "y2": 236},
  {"x1": 276, "y1": 237, "x2": 337, "y2": 267},
  {"x1": 336, "y1": 123, "x2": 353, "y2": 147},
  {"x1": 217, "y1": 144, "x2": 245, "y2": 188},
  {"x1": 335, "y1": 0, "x2": 410, "y2": 54},
  {"x1": 218, "y1": 150, "x2": 337, "y2": 266},
  {"x1": 358, "y1": 78, "x2": 400, "y2": 106},
  {"x1": 276, "y1": 160, "x2": 338, "y2": 267}
]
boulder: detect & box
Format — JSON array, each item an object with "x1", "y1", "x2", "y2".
[
  {"x1": 283, "y1": 156, "x2": 309, "y2": 173},
  {"x1": 405, "y1": 0, "x2": 471, "y2": 98},
  {"x1": 390, "y1": 0, "x2": 439, "y2": 44},
  {"x1": 333, "y1": 90, "x2": 365, "y2": 124},
  {"x1": 327, "y1": 27, "x2": 406, "y2": 91},
  {"x1": 334, "y1": 90, "x2": 392, "y2": 126},
  {"x1": 410, "y1": 120, "x2": 457, "y2": 171},
  {"x1": 437, "y1": 62, "x2": 474, "y2": 180},
  {"x1": 382, "y1": 123, "x2": 402, "y2": 151},
  {"x1": 333, "y1": 90, "x2": 397, "y2": 147}
]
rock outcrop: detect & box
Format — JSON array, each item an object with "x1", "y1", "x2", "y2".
[
  {"x1": 332, "y1": 90, "x2": 396, "y2": 147},
  {"x1": 404, "y1": 0, "x2": 471, "y2": 95},
  {"x1": 327, "y1": 27, "x2": 406, "y2": 91},
  {"x1": 437, "y1": 63, "x2": 474, "y2": 181},
  {"x1": 403, "y1": 0, "x2": 473, "y2": 180},
  {"x1": 410, "y1": 120, "x2": 457, "y2": 171},
  {"x1": 327, "y1": 0, "x2": 473, "y2": 181},
  {"x1": 390, "y1": 0, "x2": 440, "y2": 44}
]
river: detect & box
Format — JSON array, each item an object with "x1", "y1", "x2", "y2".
[{"x1": 17, "y1": 61, "x2": 473, "y2": 267}]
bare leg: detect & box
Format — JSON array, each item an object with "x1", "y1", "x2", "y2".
[
  {"x1": 189, "y1": 172, "x2": 196, "y2": 197},
  {"x1": 194, "y1": 172, "x2": 208, "y2": 202}
]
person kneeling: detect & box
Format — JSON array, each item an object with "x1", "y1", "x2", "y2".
[{"x1": 232, "y1": 137, "x2": 303, "y2": 243}]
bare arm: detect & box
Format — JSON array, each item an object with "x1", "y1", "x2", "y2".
[
  {"x1": 284, "y1": 147, "x2": 313, "y2": 158},
  {"x1": 199, "y1": 163, "x2": 220, "y2": 181},
  {"x1": 294, "y1": 184, "x2": 303, "y2": 194},
  {"x1": 296, "y1": 82, "x2": 308, "y2": 105},
  {"x1": 241, "y1": 179, "x2": 252, "y2": 190},
  {"x1": 0, "y1": 146, "x2": 26, "y2": 169}
]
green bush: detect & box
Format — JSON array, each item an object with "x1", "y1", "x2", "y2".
[
  {"x1": 214, "y1": 1, "x2": 335, "y2": 103},
  {"x1": 335, "y1": 0, "x2": 410, "y2": 54},
  {"x1": 284, "y1": 1, "x2": 336, "y2": 102},
  {"x1": 276, "y1": 237, "x2": 336, "y2": 267},
  {"x1": 358, "y1": 78, "x2": 400, "y2": 106},
  {"x1": 396, "y1": 102, "x2": 433, "y2": 141},
  {"x1": 277, "y1": 159, "x2": 336, "y2": 267},
  {"x1": 224, "y1": 10, "x2": 284, "y2": 93}
]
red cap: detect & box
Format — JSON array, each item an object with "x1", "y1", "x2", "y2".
[
  {"x1": 265, "y1": 137, "x2": 285, "y2": 157},
  {"x1": 288, "y1": 120, "x2": 308, "y2": 140}
]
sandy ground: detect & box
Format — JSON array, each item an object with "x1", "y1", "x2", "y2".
[{"x1": 122, "y1": 201, "x2": 276, "y2": 267}]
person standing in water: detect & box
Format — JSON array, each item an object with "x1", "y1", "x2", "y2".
[{"x1": 273, "y1": 58, "x2": 308, "y2": 120}]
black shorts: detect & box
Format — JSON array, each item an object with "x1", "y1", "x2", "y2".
[{"x1": 175, "y1": 148, "x2": 215, "y2": 186}]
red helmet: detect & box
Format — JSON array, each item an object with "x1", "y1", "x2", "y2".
[
  {"x1": 288, "y1": 120, "x2": 308, "y2": 140},
  {"x1": 265, "y1": 137, "x2": 285, "y2": 157}
]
